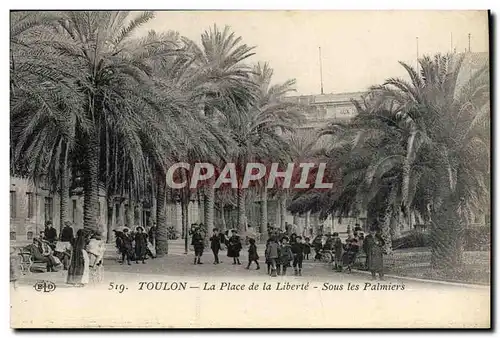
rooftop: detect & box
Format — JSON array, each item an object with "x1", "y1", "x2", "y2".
[{"x1": 284, "y1": 91, "x2": 366, "y2": 105}]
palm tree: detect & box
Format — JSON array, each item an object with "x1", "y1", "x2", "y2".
[
  {"x1": 37, "y1": 12, "x2": 190, "y2": 233},
  {"x1": 150, "y1": 36, "x2": 238, "y2": 251},
  {"x1": 288, "y1": 95, "x2": 406, "y2": 253},
  {"x1": 216, "y1": 62, "x2": 304, "y2": 233},
  {"x1": 249, "y1": 62, "x2": 306, "y2": 237},
  {"x1": 360, "y1": 53, "x2": 490, "y2": 267},
  {"x1": 287, "y1": 132, "x2": 323, "y2": 236},
  {"x1": 184, "y1": 25, "x2": 258, "y2": 235}
]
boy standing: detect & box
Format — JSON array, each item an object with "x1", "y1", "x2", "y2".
[
  {"x1": 265, "y1": 237, "x2": 279, "y2": 276},
  {"x1": 209, "y1": 228, "x2": 221, "y2": 264},
  {"x1": 278, "y1": 237, "x2": 294, "y2": 276},
  {"x1": 303, "y1": 237, "x2": 311, "y2": 260},
  {"x1": 333, "y1": 232, "x2": 343, "y2": 271},
  {"x1": 246, "y1": 238, "x2": 260, "y2": 270},
  {"x1": 291, "y1": 236, "x2": 305, "y2": 276},
  {"x1": 191, "y1": 228, "x2": 205, "y2": 265}
]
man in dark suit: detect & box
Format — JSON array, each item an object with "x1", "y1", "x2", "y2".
[
  {"x1": 209, "y1": 228, "x2": 222, "y2": 264},
  {"x1": 45, "y1": 221, "x2": 58, "y2": 244},
  {"x1": 60, "y1": 221, "x2": 74, "y2": 243}
]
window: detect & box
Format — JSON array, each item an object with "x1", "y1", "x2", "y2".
[
  {"x1": 143, "y1": 210, "x2": 150, "y2": 227},
  {"x1": 26, "y1": 192, "x2": 34, "y2": 219},
  {"x1": 10, "y1": 191, "x2": 16, "y2": 218},
  {"x1": 115, "y1": 204, "x2": 120, "y2": 221},
  {"x1": 72, "y1": 200, "x2": 77, "y2": 222},
  {"x1": 97, "y1": 201, "x2": 101, "y2": 218},
  {"x1": 44, "y1": 197, "x2": 53, "y2": 222}
]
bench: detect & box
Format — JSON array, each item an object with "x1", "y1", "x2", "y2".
[{"x1": 18, "y1": 249, "x2": 48, "y2": 274}]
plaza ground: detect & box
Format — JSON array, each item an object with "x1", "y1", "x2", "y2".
[
  {"x1": 14, "y1": 241, "x2": 489, "y2": 291},
  {"x1": 12, "y1": 241, "x2": 490, "y2": 328}
]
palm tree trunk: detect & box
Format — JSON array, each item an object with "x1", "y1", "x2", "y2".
[
  {"x1": 198, "y1": 190, "x2": 205, "y2": 224},
  {"x1": 126, "y1": 200, "x2": 134, "y2": 228},
  {"x1": 305, "y1": 211, "x2": 310, "y2": 237},
  {"x1": 165, "y1": 187, "x2": 173, "y2": 239},
  {"x1": 237, "y1": 188, "x2": 246, "y2": 233},
  {"x1": 260, "y1": 186, "x2": 268, "y2": 240},
  {"x1": 156, "y1": 169, "x2": 168, "y2": 257},
  {"x1": 182, "y1": 195, "x2": 189, "y2": 254},
  {"x1": 59, "y1": 142, "x2": 70, "y2": 235},
  {"x1": 402, "y1": 128, "x2": 417, "y2": 226},
  {"x1": 204, "y1": 179, "x2": 215, "y2": 233},
  {"x1": 380, "y1": 205, "x2": 393, "y2": 254},
  {"x1": 280, "y1": 196, "x2": 286, "y2": 231},
  {"x1": 220, "y1": 201, "x2": 226, "y2": 231},
  {"x1": 106, "y1": 197, "x2": 113, "y2": 243},
  {"x1": 83, "y1": 135, "x2": 100, "y2": 231},
  {"x1": 391, "y1": 211, "x2": 402, "y2": 238},
  {"x1": 430, "y1": 197, "x2": 464, "y2": 269}
]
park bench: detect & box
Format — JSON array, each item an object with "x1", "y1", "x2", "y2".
[{"x1": 18, "y1": 248, "x2": 48, "y2": 274}]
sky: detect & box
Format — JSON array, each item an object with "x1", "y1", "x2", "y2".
[{"x1": 140, "y1": 10, "x2": 489, "y2": 95}]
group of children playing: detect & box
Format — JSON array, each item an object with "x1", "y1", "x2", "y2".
[
  {"x1": 245, "y1": 230, "x2": 367, "y2": 277},
  {"x1": 248, "y1": 235, "x2": 308, "y2": 277}
]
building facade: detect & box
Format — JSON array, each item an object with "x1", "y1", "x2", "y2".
[{"x1": 9, "y1": 176, "x2": 203, "y2": 243}]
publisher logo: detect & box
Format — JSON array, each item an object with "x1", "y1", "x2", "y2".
[{"x1": 33, "y1": 280, "x2": 56, "y2": 293}]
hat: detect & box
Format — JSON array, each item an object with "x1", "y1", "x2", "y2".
[{"x1": 136, "y1": 226, "x2": 144, "y2": 232}]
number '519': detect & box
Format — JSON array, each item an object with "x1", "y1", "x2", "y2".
[{"x1": 108, "y1": 282, "x2": 127, "y2": 293}]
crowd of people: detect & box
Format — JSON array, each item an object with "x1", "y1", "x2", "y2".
[
  {"x1": 191, "y1": 225, "x2": 244, "y2": 265},
  {"x1": 10, "y1": 220, "x2": 106, "y2": 287},
  {"x1": 264, "y1": 234, "x2": 307, "y2": 276},
  {"x1": 113, "y1": 225, "x2": 157, "y2": 265},
  {"x1": 10, "y1": 219, "x2": 386, "y2": 287},
  {"x1": 188, "y1": 222, "x2": 386, "y2": 280},
  {"x1": 312, "y1": 226, "x2": 386, "y2": 280}
]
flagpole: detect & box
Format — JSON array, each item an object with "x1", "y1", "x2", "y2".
[
  {"x1": 319, "y1": 47, "x2": 324, "y2": 95},
  {"x1": 416, "y1": 37, "x2": 419, "y2": 74}
]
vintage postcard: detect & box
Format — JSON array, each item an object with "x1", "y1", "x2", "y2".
[{"x1": 9, "y1": 10, "x2": 491, "y2": 328}]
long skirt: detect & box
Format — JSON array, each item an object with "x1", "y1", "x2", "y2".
[
  {"x1": 227, "y1": 246, "x2": 241, "y2": 258},
  {"x1": 367, "y1": 246, "x2": 384, "y2": 272},
  {"x1": 67, "y1": 249, "x2": 90, "y2": 285}
]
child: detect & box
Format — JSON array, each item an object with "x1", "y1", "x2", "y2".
[
  {"x1": 303, "y1": 237, "x2": 311, "y2": 260},
  {"x1": 246, "y1": 238, "x2": 260, "y2": 270},
  {"x1": 191, "y1": 228, "x2": 205, "y2": 265},
  {"x1": 291, "y1": 236, "x2": 305, "y2": 276},
  {"x1": 265, "y1": 237, "x2": 280, "y2": 276},
  {"x1": 342, "y1": 238, "x2": 359, "y2": 273},
  {"x1": 333, "y1": 232, "x2": 343, "y2": 271},
  {"x1": 278, "y1": 237, "x2": 294, "y2": 276}
]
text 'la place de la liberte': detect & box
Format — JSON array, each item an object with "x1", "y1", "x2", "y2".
[{"x1": 135, "y1": 281, "x2": 406, "y2": 292}]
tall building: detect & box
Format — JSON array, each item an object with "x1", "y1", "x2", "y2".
[
  {"x1": 256, "y1": 91, "x2": 368, "y2": 237},
  {"x1": 284, "y1": 91, "x2": 366, "y2": 130}
]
